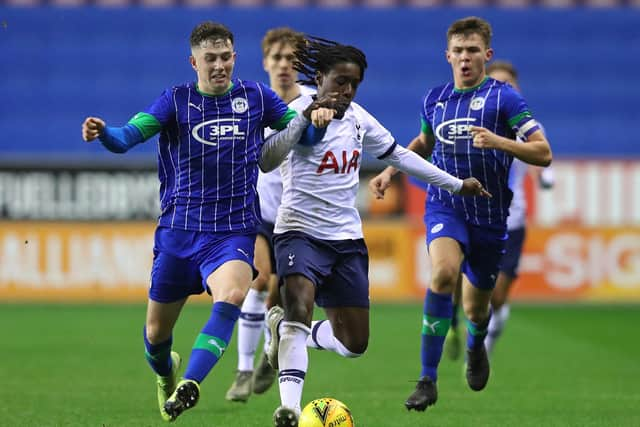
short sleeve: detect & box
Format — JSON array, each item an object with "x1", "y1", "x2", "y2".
[
  {"x1": 501, "y1": 86, "x2": 540, "y2": 141},
  {"x1": 143, "y1": 88, "x2": 176, "y2": 127},
  {"x1": 420, "y1": 91, "x2": 434, "y2": 136},
  {"x1": 259, "y1": 83, "x2": 291, "y2": 130}
]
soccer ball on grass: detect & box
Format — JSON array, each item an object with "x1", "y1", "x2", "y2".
[{"x1": 298, "y1": 397, "x2": 354, "y2": 427}]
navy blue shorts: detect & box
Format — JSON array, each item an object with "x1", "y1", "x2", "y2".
[
  {"x1": 273, "y1": 231, "x2": 370, "y2": 308},
  {"x1": 424, "y1": 205, "x2": 507, "y2": 290},
  {"x1": 150, "y1": 226, "x2": 256, "y2": 303},
  {"x1": 257, "y1": 220, "x2": 276, "y2": 270},
  {"x1": 499, "y1": 227, "x2": 526, "y2": 278}
]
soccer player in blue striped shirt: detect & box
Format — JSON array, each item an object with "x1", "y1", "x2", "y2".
[
  {"x1": 369, "y1": 16, "x2": 552, "y2": 411},
  {"x1": 444, "y1": 60, "x2": 555, "y2": 360},
  {"x1": 81, "y1": 21, "x2": 333, "y2": 422}
]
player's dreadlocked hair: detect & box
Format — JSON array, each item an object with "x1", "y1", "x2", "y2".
[{"x1": 294, "y1": 36, "x2": 368, "y2": 87}]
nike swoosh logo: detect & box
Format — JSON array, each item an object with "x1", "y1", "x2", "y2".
[{"x1": 189, "y1": 102, "x2": 202, "y2": 112}]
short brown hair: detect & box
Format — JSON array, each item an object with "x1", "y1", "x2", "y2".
[
  {"x1": 261, "y1": 27, "x2": 304, "y2": 57},
  {"x1": 487, "y1": 60, "x2": 518, "y2": 82},
  {"x1": 447, "y1": 17, "x2": 492, "y2": 48},
  {"x1": 190, "y1": 21, "x2": 234, "y2": 48}
]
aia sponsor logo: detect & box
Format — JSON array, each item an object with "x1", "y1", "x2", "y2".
[{"x1": 317, "y1": 150, "x2": 360, "y2": 174}]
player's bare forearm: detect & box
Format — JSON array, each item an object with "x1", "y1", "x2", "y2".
[
  {"x1": 471, "y1": 127, "x2": 552, "y2": 167},
  {"x1": 499, "y1": 136, "x2": 552, "y2": 166}
]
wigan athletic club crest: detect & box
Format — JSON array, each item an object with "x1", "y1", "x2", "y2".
[
  {"x1": 470, "y1": 97, "x2": 485, "y2": 111},
  {"x1": 231, "y1": 97, "x2": 249, "y2": 114}
]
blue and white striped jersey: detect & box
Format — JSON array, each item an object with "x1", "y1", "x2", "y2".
[
  {"x1": 142, "y1": 79, "x2": 291, "y2": 233},
  {"x1": 421, "y1": 77, "x2": 540, "y2": 226}
]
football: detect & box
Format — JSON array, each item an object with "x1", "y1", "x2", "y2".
[{"x1": 298, "y1": 397, "x2": 354, "y2": 427}]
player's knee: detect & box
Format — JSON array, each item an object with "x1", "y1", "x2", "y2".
[
  {"x1": 463, "y1": 303, "x2": 490, "y2": 324},
  {"x1": 218, "y1": 287, "x2": 246, "y2": 306},
  {"x1": 145, "y1": 323, "x2": 169, "y2": 344},
  {"x1": 285, "y1": 300, "x2": 313, "y2": 324},
  {"x1": 430, "y1": 266, "x2": 458, "y2": 293}
]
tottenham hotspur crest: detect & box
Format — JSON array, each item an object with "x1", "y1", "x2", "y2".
[
  {"x1": 355, "y1": 122, "x2": 363, "y2": 142},
  {"x1": 232, "y1": 97, "x2": 248, "y2": 114}
]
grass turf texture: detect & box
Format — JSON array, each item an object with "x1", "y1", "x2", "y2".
[{"x1": 1, "y1": 303, "x2": 638, "y2": 426}]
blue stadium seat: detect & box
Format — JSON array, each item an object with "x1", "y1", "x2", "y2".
[{"x1": 0, "y1": 8, "x2": 638, "y2": 159}]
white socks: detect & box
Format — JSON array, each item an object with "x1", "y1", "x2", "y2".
[
  {"x1": 307, "y1": 320, "x2": 362, "y2": 358},
  {"x1": 277, "y1": 319, "x2": 364, "y2": 411},
  {"x1": 485, "y1": 304, "x2": 511, "y2": 355},
  {"x1": 263, "y1": 314, "x2": 273, "y2": 354},
  {"x1": 237, "y1": 289, "x2": 267, "y2": 371},
  {"x1": 277, "y1": 321, "x2": 311, "y2": 412}
]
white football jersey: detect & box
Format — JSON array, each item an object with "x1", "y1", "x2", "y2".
[
  {"x1": 507, "y1": 157, "x2": 529, "y2": 231},
  {"x1": 259, "y1": 85, "x2": 316, "y2": 224},
  {"x1": 275, "y1": 95, "x2": 395, "y2": 240},
  {"x1": 507, "y1": 124, "x2": 549, "y2": 231},
  {"x1": 257, "y1": 166, "x2": 282, "y2": 225}
]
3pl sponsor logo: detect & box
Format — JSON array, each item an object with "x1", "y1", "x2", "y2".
[
  {"x1": 192, "y1": 119, "x2": 246, "y2": 146},
  {"x1": 435, "y1": 118, "x2": 476, "y2": 145}
]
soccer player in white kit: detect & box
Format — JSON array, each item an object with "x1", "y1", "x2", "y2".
[
  {"x1": 257, "y1": 35, "x2": 491, "y2": 427},
  {"x1": 227, "y1": 27, "x2": 316, "y2": 402}
]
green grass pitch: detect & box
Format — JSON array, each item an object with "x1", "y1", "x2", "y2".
[{"x1": 1, "y1": 303, "x2": 638, "y2": 426}]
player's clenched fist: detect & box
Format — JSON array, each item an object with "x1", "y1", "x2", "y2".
[
  {"x1": 470, "y1": 125, "x2": 498, "y2": 149},
  {"x1": 458, "y1": 177, "x2": 492, "y2": 198},
  {"x1": 302, "y1": 91, "x2": 348, "y2": 128},
  {"x1": 368, "y1": 171, "x2": 393, "y2": 200},
  {"x1": 82, "y1": 117, "x2": 106, "y2": 142},
  {"x1": 310, "y1": 108, "x2": 336, "y2": 128}
]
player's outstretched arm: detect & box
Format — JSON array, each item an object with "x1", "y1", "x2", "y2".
[
  {"x1": 81, "y1": 116, "x2": 145, "y2": 154},
  {"x1": 380, "y1": 144, "x2": 491, "y2": 198},
  {"x1": 369, "y1": 133, "x2": 434, "y2": 200}
]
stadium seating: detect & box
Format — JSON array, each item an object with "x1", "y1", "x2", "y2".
[
  {"x1": 2, "y1": 0, "x2": 639, "y2": 6},
  {"x1": 0, "y1": 8, "x2": 637, "y2": 160}
]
